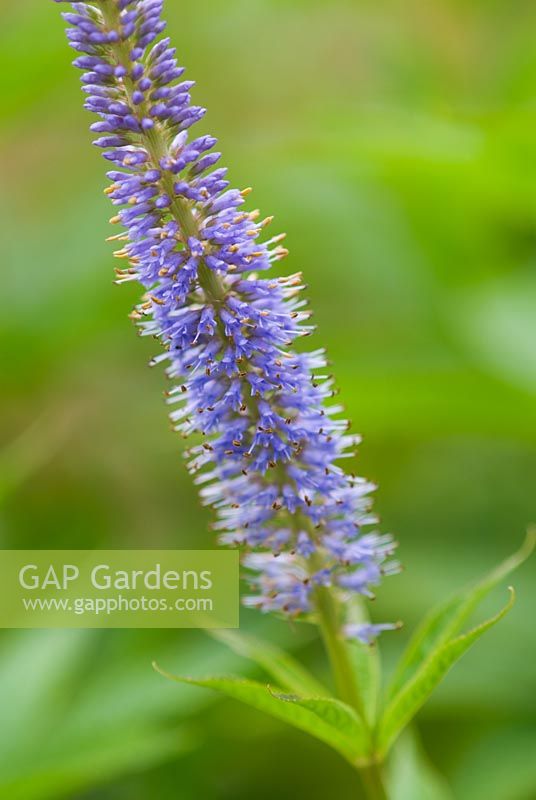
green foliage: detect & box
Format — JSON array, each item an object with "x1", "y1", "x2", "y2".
[
  {"x1": 153, "y1": 668, "x2": 369, "y2": 767},
  {"x1": 158, "y1": 536, "x2": 532, "y2": 780},
  {"x1": 388, "y1": 530, "x2": 536, "y2": 699},
  {"x1": 378, "y1": 588, "x2": 515, "y2": 757},
  {"x1": 210, "y1": 629, "x2": 329, "y2": 696},
  {"x1": 345, "y1": 600, "x2": 382, "y2": 727}
]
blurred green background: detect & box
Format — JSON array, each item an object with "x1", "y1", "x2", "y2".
[{"x1": 1, "y1": 0, "x2": 535, "y2": 798}]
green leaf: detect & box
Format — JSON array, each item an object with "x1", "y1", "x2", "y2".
[
  {"x1": 209, "y1": 629, "x2": 329, "y2": 697},
  {"x1": 348, "y1": 642, "x2": 380, "y2": 727},
  {"x1": 378, "y1": 588, "x2": 515, "y2": 757},
  {"x1": 269, "y1": 690, "x2": 370, "y2": 758},
  {"x1": 388, "y1": 530, "x2": 535, "y2": 699},
  {"x1": 345, "y1": 597, "x2": 382, "y2": 726},
  {"x1": 153, "y1": 666, "x2": 370, "y2": 767}
]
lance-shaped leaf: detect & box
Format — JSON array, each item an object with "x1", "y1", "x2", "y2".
[
  {"x1": 378, "y1": 588, "x2": 515, "y2": 757},
  {"x1": 388, "y1": 530, "x2": 534, "y2": 699},
  {"x1": 154, "y1": 667, "x2": 371, "y2": 767},
  {"x1": 345, "y1": 597, "x2": 382, "y2": 726},
  {"x1": 210, "y1": 629, "x2": 329, "y2": 697},
  {"x1": 347, "y1": 640, "x2": 381, "y2": 728},
  {"x1": 269, "y1": 689, "x2": 370, "y2": 759}
]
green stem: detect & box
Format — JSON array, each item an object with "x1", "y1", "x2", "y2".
[
  {"x1": 314, "y1": 586, "x2": 389, "y2": 800},
  {"x1": 314, "y1": 585, "x2": 365, "y2": 716},
  {"x1": 360, "y1": 764, "x2": 389, "y2": 800}
]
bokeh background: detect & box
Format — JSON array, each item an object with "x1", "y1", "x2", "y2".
[{"x1": 1, "y1": 0, "x2": 535, "y2": 798}]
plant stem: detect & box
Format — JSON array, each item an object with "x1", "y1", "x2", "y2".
[
  {"x1": 314, "y1": 586, "x2": 389, "y2": 800},
  {"x1": 360, "y1": 763, "x2": 389, "y2": 800},
  {"x1": 315, "y1": 584, "x2": 365, "y2": 716}
]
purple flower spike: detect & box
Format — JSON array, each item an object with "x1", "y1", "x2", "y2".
[{"x1": 56, "y1": 0, "x2": 399, "y2": 630}]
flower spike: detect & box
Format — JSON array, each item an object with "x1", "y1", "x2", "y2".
[{"x1": 55, "y1": 0, "x2": 399, "y2": 637}]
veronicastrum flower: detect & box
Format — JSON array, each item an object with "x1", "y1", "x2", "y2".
[{"x1": 55, "y1": 0, "x2": 399, "y2": 640}]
